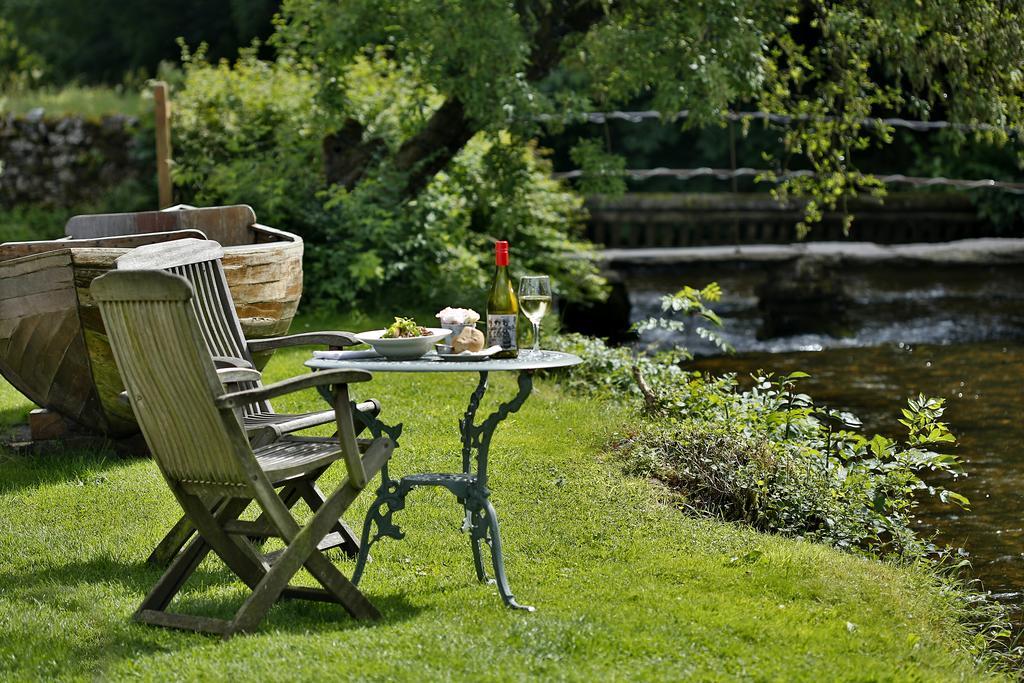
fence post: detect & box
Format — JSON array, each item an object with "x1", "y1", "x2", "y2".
[{"x1": 153, "y1": 81, "x2": 173, "y2": 208}]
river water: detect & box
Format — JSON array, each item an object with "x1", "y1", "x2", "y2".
[{"x1": 623, "y1": 263, "x2": 1024, "y2": 621}]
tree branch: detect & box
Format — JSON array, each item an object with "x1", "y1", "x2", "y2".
[
  {"x1": 323, "y1": 118, "x2": 386, "y2": 188},
  {"x1": 632, "y1": 364, "x2": 661, "y2": 413},
  {"x1": 322, "y1": 1, "x2": 607, "y2": 196},
  {"x1": 394, "y1": 98, "x2": 474, "y2": 197}
]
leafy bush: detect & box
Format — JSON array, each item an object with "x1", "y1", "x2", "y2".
[
  {"x1": 172, "y1": 48, "x2": 606, "y2": 310},
  {"x1": 550, "y1": 285, "x2": 968, "y2": 561},
  {"x1": 0, "y1": 178, "x2": 154, "y2": 243},
  {"x1": 1, "y1": 0, "x2": 277, "y2": 85},
  {"x1": 0, "y1": 18, "x2": 45, "y2": 91},
  {"x1": 621, "y1": 377, "x2": 965, "y2": 558}
]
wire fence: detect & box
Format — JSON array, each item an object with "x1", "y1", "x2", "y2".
[
  {"x1": 551, "y1": 167, "x2": 1024, "y2": 195},
  {"x1": 543, "y1": 109, "x2": 1019, "y2": 134}
]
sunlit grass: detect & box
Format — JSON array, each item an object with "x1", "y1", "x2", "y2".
[
  {"x1": 0, "y1": 316, "x2": 1005, "y2": 680},
  {"x1": 0, "y1": 85, "x2": 144, "y2": 118}
]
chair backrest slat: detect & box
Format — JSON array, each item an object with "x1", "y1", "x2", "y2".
[
  {"x1": 93, "y1": 271, "x2": 253, "y2": 489},
  {"x1": 117, "y1": 239, "x2": 271, "y2": 416}
]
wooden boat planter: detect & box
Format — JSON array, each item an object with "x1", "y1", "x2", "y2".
[{"x1": 0, "y1": 205, "x2": 303, "y2": 437}]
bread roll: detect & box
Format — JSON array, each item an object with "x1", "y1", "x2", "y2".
[{"x1": 452, "y1": 326, "x2": 485, "y2": 353}]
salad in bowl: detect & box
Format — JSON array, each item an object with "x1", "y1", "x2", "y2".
[{"x1": 356, "y1": 317, "x2": 448, "y2": 359}]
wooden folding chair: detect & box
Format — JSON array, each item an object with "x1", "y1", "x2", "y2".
[
  {"x1": 92, "y1": 269, "x2": 394, "y2": 637},
  {"x1": 115, "y1": 238, "x2": 376, "y2": 564},
  {"x1": 115, "y1": 238, "x2": 373, "y2": 447}
]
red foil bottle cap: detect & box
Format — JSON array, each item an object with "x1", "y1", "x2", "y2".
[{"x1": 495, "y1": 240, "x2": 509, "y2": 266}]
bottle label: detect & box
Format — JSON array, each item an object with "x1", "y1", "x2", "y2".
[{"x1": 487, "y1": 314, "x2": 517, "y2": 351}]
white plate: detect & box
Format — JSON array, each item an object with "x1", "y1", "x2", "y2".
[
  {"x1": 436, "y1": 344, "x2": 503, "y2": 362},
  {"x1": 355, "y1": 327, "x2": 450, "y2": 360}
]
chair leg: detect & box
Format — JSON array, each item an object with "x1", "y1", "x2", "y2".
[
  {"x1": 295, "y1": 480, "x2": 361, "y2": 555},
  {"x1": 252, "y1": 473, "x2": 361, "y2": 556},
  {"x1": 147, "y1": 493, "x2": 225, "y2": 566},
  {"x1": 149, "y1": 476, "x2": 360, "y2": 567},
  {"x1": 304, "y1": 552, "x2": 379, "y2": 618},
  {"x1": 137, "y1": 498, "x2": 251, "y2": 616},
  {"x1": 138, "y1": 535, "x2": 212, "y2": 613},
  {"x1": 175, "y1": 493, "x2": 269, "y2": 589},
  {"x1": 230, "y1": 477, "x2": 382, "y2": 634}
]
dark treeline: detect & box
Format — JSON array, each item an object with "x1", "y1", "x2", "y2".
[{"x1": 0, "y1": 0, "x2": 278, "y2": 84}]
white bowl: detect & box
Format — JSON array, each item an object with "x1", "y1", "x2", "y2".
[{"x1": 355, "y1": 328, "x2": 450, "y2": 360}]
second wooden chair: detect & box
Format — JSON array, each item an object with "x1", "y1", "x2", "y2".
[
  {"x1": 115, "y1": 238, "x2": 378, "y2": 565},
  {"x1": 92, "y1": 269, "x2": 395, "y2": 637}
]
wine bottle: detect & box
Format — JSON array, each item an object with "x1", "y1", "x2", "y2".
[{"x1": 487, "y1": 240, "x2": 519, "y2": 358}]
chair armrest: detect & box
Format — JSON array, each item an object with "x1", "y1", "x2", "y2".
[
  {"x1": 246, "y1": 332, "x2": 361, "y2": 353},
  {"x1": 212, "y1": 356, "x2": 254, "y2": 370},
  {"x1": 216, "y1": 367, "x2": 262, "y2": 384},
  {"x1": 216, "y1": 369, "x2": 372, "y2": 410}
]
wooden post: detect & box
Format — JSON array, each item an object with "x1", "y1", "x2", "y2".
[{"x1": 153, "y1": 81, "x2": 173, "y2": 209}]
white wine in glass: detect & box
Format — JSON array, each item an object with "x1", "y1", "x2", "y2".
[{"x1": 518, "y1": 276, "x2": 551, "y2": 355}]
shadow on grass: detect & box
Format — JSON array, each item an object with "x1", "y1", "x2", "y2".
[
  {"x1": 0, "y1": 443, "x2": 138, "y2": 494},
  {"x1": 0, "y1": 552, "x2": 421, "y2": 676}
]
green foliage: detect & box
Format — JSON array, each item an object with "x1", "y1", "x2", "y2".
[
  {"x1": 173, "y1": 49, "x2": 605, "y2": 309},
  {"x1": 278, "y1": 0, "x2": 542, "y2": 132},
  {"x1": 279, "y1": 0, "x2": 1024, "y2": 231},
  {"x1": 172, "y1": 46, "x2": 322, "y2": 221},
  {"x1": 569, "y1": 139, "x2": 627, "y2": 196},
  {"x1": 551, "y1": 285, "x2": 971, "y2": 562},
  {"x1": 0, "y1": 179, "x2": 154, "y2": 243},
  {"x1": 0, "y1": 204, "x2": 65, "y2": 243},
  {"x1": 0, "y1": 17, "x2": 45, "y2": 91},
  {"x1": 634, "y1": 283, "x2": 733, "y2": 356},
  {"x1": 621, "y1": 375, "x2": 967, "y2": 559},
  {"x1": 0, "y1": 0, "x2": 278, "y2": 84}
]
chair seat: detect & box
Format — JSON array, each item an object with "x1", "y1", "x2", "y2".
[
  {"x1": 245, "y1": 409, "x2": 334, "y2": 431},
  {"x1": 255, "y1": 436, "x2": 342, "y2": 482}
]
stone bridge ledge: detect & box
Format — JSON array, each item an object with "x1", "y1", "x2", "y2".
[{"x1": 601, "y1": 237, "x2": 1024, "y2": 267}]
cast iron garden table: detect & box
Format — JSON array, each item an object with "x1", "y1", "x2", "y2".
[{"x1": 306, "y1": 349, "x2": 581, "y2": 611}]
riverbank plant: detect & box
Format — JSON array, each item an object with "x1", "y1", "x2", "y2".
[
  {"x1": 549, "y1": 284, "x2": 1019, "y2": 662},
  {"x1": 552, "y1": 284, "x2": 970, "y2": 560}
]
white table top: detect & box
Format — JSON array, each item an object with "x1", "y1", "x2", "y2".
[{"x1": 305, "y1": 349, "x2": 582, "y2": 373}]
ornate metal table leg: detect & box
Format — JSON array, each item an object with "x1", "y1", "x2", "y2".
[
  {"x1": 460, "y1": 373, "x2": 491, "y2": 582},
  {"x1": 352, "y1": 477, "x2": 411, "y2": 585},
  {"x1": 321, "y1": 369, "x2": 536, "y2": 610},
  {"x1": 480, "y1": 498, "x2": 534, "y2": 611},
  {"x1": 459, "y1": 371, "x2": 535, "y2": 609},
  {"x1": 349, "y1": 400, "x2": 406, "y2": 585},
  {"x1": 467, "y1": 507, "x2": 490, "y2": 584}
]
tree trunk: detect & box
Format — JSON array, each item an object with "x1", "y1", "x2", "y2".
[
  {"x1": 393, "y1": 98, "x2": 474, "y2": 197},
  {"x1": 322, "y1": 119, "x2": 386, "y2": 190},
  {"x1": 322, "y1": 1, "x2": 606, "y2": 197}
]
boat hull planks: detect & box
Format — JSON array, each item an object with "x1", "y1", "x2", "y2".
[{"x1": 0, "y1": 206, "x2": 304, "y2": 436}]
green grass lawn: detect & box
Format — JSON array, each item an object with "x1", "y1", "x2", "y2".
[
  {"x1": 0, "y1": 334, "x2": 1004, "y2": 681},
  {"x1": 1, "y1": 85, "x2": 144, "y2": 118}
]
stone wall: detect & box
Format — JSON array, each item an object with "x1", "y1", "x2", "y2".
[{"x1": 0, "y1": 112, "x2": 149, "y2": 207}]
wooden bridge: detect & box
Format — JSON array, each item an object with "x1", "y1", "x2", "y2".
[{"x1": 584, "y1": 192, "x2": 1019, "y2": 248}]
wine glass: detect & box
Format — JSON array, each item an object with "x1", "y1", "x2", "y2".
[{"x1": 518, "y1": 276, "x2": 551, "y2": 355}]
